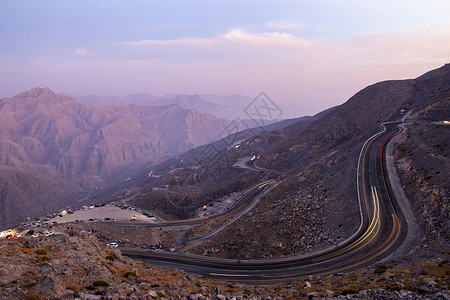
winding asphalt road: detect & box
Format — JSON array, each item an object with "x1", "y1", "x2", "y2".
[
  {"x1": 111, "y1": 180, "x2": 274, "y2": 228},
  {"x1": 122, "y1": 122, "x2": 413, "y2": 283}
]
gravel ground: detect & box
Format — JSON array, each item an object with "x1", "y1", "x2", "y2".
[
  {"x1": 195, "y1": 192, "x2": 242, "y2": 218},
  {"x1": 48, "y1": 206, "x2": 156, "y2": 223}
]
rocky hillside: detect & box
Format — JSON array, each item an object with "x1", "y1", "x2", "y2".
[
  {"x1": 179, "y1": 64, "x2": 450, "y2": 259},
  {"x1": 0, "y1": 166, "x2": 79, "y2": 231},
  {"x1": 0, "y1": 225, "x2": 448, "y2": 299},
  {"x1": 0, "y1": 88, "x2": 230, "y2": 229},
  {"x1": 257, "y1": 63, "x2": 450, "y2": 171},
  {"x1": 108, "y1": 64, "x2": 450, "y2": 262},
  {"x1": 395, "y1": 99, "x2": 449, "y2": 248}
]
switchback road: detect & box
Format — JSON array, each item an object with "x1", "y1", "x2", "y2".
[
  {"x1": 112, "y1": 180, "x2": 274, "y2": 228},
  {"x1": 122, "y1": 122, "x2": 413, "y2": 283}
]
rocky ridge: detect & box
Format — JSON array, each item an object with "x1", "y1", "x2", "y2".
[{"x1": 395, "y1": 122, "x2": 449, "y2": 246}]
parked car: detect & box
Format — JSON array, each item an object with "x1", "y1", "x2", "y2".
[{"x1": 107, "y1": 242, "x2": 118, "y2": 248}]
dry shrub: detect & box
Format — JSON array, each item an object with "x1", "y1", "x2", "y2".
[
  {"x1": 124, "y1": 271, "x2": 136, "y2": 278},
  {"x1": 426, "y1": 266, "x2": 450, "y2": 278},
  {"x1": 66, "y1": 280, "x2": 81, "y2": 291},
  {"x1": 394, "y1": 268, "x2": 411, "y2": 274},
  {"x1": 125, "y1": 288, "x2": 133, "y2": 296},
  {"x1": 21, "y1": 270, "x2": 41, "y2": 279},
  {"x1": 341, "y1": 287, "x2": 359, "y2": 295},
  {"x1": 93, "y1": 280, "x2": 109, "y2": 287},
  {"x1": 25, "y1": 293, "x2": 42, "y2": 300},
  {"x1": 17, "y1": 247, "x2": 32, "y2": 253},
  {"x1": 38, "y1": 256, "x2": 51, "y2": 262},
  {"x1": 26, "y1": 281, "x2": 37, "y2": 288},
  {"x1": 34, "y1": 249, "x2": 47, "y2": 255},
  {"x1": 106, "y1": 264, "x2": 121, "y2": 277}
]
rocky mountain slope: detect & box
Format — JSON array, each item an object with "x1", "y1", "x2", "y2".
[
  {"x1": 395, "y1": 99, "x2": 449, "y2": 249},
  {"x1": 106, "y1": 64, "x2": 450, "y2": 262},
  {"x1": 0, "y1": 166, "x2": 79, "y2": 231},
  {"x1": 178, "y1": 64, "x2": 450, "y2": 260},
  {"x1": 0, "y1": 224, "x2": 448, "y2": 299},
  {"x1": 0, "y1": 88, "x2": 230, "y2": 229}
]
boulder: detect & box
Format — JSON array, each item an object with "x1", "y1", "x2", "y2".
[
  {"x1": 323, "y1": 289, "x2": 334, "y2": 298},
  {"x1": 418, "y1": 284, "x2": 434, "y2": 294},
  {"x1": 147, "y1": 290, "x2": 158, "y2": 298},
  {"x1": 111, "y1": 249, "x2": 123, "y2": 261},
  {"x1": 189, "y1": 293, "x2": 206, "y2": 300},
  {"x1": 37, "y1": 274, "x2": 66, "y2": 296}
]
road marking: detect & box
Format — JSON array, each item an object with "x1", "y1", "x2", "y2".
[
  {"x1": 209, "y1": 273, "x2": 251, "y2": 277},
  {"x1": 377, "y1": 130, "x2": 397, "y2": 158}
]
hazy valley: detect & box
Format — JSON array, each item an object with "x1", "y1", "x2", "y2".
[
  {"x1": 0, "y1": 64, "x2": 449, "y2": 299},
  {"x1": 0, "y1": 88, "x2": 230, "y2": 229}
]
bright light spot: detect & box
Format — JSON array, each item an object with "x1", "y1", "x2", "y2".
[{"x1": 0, "y1": 229, "x2": 16, "y2": 238}]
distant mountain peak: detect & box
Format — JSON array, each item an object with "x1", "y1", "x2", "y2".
[
  {"x1": 16, "y1": 87, "x2": 55, "y2": 98},
  {"x1": 8, "y1": 87, "x2": 79, "y2": 106}
]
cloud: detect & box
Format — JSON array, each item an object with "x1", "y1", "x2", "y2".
[
  {"x1": 121, "y1": 20, "x2": 450, "y2": 61},
  {"x1": 110, "y1": 22, "x2": 450, "y2": 110},
  {"x1": 123, "y1": 37, "x2": 218, "y2": 48},
  {"x1": 75, "y1": 48, "x2": 89, "y2": 55},
  {"x1": 221, "y1": 29, "x2": 310, "y2": 48},
  {"x1": 123, "y1": 29, "x2": 311, "y2": 49},
  {"x1": 3, "y1": 23, "x2": 448, "y2": 114}
]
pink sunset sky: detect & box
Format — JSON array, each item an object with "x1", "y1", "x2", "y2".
[{"x1": 1, "y1": 0, "x2": 449, "y2": 116}]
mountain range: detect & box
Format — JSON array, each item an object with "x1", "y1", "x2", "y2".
[
  {"x1": 0, "y1": 88, "x2": 231, "y2": 229},
  {"x1": 67, "y1": 92, "x2": 306, "y2": 120}
]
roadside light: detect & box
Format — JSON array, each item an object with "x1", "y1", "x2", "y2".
[
  {"x1": 1, "y1": 229, "x2": 16, "y2": 238},
  {"x1": 203, "y1": 205, "x2": 207, "y2": 210}
]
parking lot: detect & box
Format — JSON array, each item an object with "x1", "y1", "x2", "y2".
[{"x1": 48, "y1": 206, "x2": 157, "y2": 224}]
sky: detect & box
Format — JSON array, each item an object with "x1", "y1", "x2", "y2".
[{"x1": 1, "y1": 0, "x2": 449, "y2": 116}]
